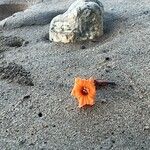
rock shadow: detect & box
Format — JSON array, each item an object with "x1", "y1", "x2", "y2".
[
  {"x1": 78, "y1": 12, "x2": 126, "y2": 48},
  {"x1": 99, "y1": 12, "x2": 125, "y2": 43}
]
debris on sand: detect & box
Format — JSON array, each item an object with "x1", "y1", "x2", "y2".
[
  {"x1": 0, "y1": 36, "x2": 25, "y2": 48},
  {"x1": 0, "y1": 62, "x2": 34, "y2": 86}
]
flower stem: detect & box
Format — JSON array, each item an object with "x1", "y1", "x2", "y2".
[{"x1": 94, "y1": 80, "x2": 116, "y2": 86}]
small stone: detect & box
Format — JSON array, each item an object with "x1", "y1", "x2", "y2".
[
  {"x1": 23, "y1": 95, "x2": 30, "y2": 99},
  {"x1": 144, "y1": 125, "x2": 149, "y2": 130},
  {"x1": 52, "y1": 124, "x2": 56, "y2": 127},
  {"x1": 101, "y1": 99, "x2": 107, "y2": 103},
  {"x1": 80, "y1": 45, "x2": 86, "y2": 49},
  {"x1": 44, "y1": 33, "x2": 49, "y2": 41},
  {"x1": 38, "y1": 112, "x2": 43, "y2": 117},
  {"x1": 122, "y1": 130, "x2": 125, "y2": 134},
  {"x1": 131, "y1": 23, "x2": 135, "y2": 27},
  {"x1": 143, "y1": 11, "x2": 149, "y2": 15},
  {"x1": 49, "y1": 0, "x2": 104, "y2": 43},
  {"x1": 111, "y1": 140, "x2": 115, "y2": 143},
  {"x1": 67, "y1": 73, "x2": 72, "y2": 76},
  {"x1": 102, "y1": 50, "x2": 107, "y2": 53},
  {"x1": 91, "y1": 40, "x2": 98, "y2": 43},
  {"x1": 111, "y1": 132, "x2": 114, "y2": 135},
  {"x1": 23, "y1": 41, "x2": 29, "y2": 46},
  {"x1": 105, "y1": 57, "x2": 110, "y2": 61},
  {"x1": 110, "y1": 8, "x2": 114, "y2": 11},
  {"x1": 29, "y1": 143, "x2": 35, "y2": 146},
  {"x1": 105, "y1": 69, "x2": 110, "y2": 73},
  {"x1": 44, "y1": 125, "x2": 49, "y2": 128},
  {"x1": 129, "y1": 85, "x2": 134, "y2": 90},
  {"x1": 59, "y1": 99, "x2": 62, "y2": 102},
  {"x1": 0, "y1": 54, "x2": 4, "y2": 59},
  {"x1": 19, "y1": 139, "x2": 26, "y2": 145}
]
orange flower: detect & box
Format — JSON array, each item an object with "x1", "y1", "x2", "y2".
[{"x1": 71, "y1": 77, "x2": 96, "y2": 108}]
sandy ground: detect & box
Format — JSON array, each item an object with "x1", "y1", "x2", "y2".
[{"x1": 0, "y1": 0, "x2": 150, "y2": 149}]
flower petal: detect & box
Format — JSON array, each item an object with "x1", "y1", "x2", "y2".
[
  {"x1": 75, "y1": 77, "x2": 82, "y2": 84},
  {"x1": 71, "y1": 77, "x2": 96, "y2": 107},
  {"x1": 78, "y1": 97, "x2": 85, "y2": 108},
  {"x1": 87, "y1": 97, "x2": 95, "y2": 105}
]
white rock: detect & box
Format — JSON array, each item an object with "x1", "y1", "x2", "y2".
[{"x1": 49, "y1": 0, "x2": 104, "y2": 43}]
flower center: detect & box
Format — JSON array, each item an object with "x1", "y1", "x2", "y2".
[{"x1": 81, "y1": 87, "x2": 88, "y2": 95}]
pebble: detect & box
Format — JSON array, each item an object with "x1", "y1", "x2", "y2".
[
  {"x1": 38, "y1": 112, "x2": 43, "y2": 117},
  {"x1": 143, "y1": 11, "x2": 149, "y2": 15},
  {"x1": 144, "y1": 125, "x2": 149, "y2": 130},
  {"x1": 105, "y1": 57, "x2": 110, "y2": 61},
  {"x1": 23, "y1": 95, "x2": 30, "y2": 99},
  {"x1": 101, "y1": 99, "x2": 107, "y2": 103},
  {"x1": 80, "y1": 45, "x2": 86, "y2": 49}
]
